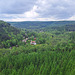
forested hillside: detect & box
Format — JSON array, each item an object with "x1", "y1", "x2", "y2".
[
  {"x1": 0, "y1": 20, "x2": 75, "y2": 75},
  {"x1": 9, "y1": 21, "x2": 75, "y2": 29},
  {"x1": 0, "y1": 20, "x2": 20, "y2": 41},
  {"x1": 0, "y1": 20, "x2": 25, "y2": 48}
]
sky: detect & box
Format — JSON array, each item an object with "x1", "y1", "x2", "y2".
[{"x1": 0, "y1": 0, "x2": 75, "y2": 21}]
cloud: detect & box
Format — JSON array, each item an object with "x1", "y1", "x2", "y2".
[
  {"x1": 0, "y1": 0, "x2": 75, "y2": 21},
  {"x1": 68, "y1": 15, "x2": 75, "y2": 20},
  {"x1": 24, "y1": 6, "x2": 39, "y2": 18},
  {"x1": 35, "y1": 0, "x2": 75, "y2": 19},
  {"x1": 0, "y1": 0, "x2": 36, "y2": 14}
]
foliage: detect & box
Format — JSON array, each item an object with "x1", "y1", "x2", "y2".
[{"x1": 0, "y1": 20, "x2": 75, "y2": 75}]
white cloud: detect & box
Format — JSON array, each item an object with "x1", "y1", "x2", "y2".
[
  {"x1": 68, "y1": 15, "x2": 75, "y2": 20},
  {"x1": 24, "y1": 6, "x2": 39, "y2": 18}
]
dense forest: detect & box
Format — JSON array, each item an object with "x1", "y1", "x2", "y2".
[
  {"x1": 0, "y1": 20, "x2": 75, "y2": 75},
  {"x1": 9, "y1": 21, "x2": 75, "y2": 30}
]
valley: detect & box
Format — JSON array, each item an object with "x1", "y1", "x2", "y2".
[{"x1": 0, "y1": 20, "x2": 75, "y2": 75}]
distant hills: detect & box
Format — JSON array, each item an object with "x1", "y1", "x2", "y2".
[
  {"x1": 9, "y1": 21, "x2": 75, "y2": 30},
  {"x1": 0, "y1": 20, "x2": 75, "y2": 42}
]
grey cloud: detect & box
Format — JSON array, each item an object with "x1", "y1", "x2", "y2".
[
  {"x1": 0, "y1": 0, "x2": 75, "y2": 21},
  {"x1": 0, "y1": 0, "x2": 36, "y2": 14},
  {"x1": 0, "y1": 14, "x2": 17, "y2": 20},
  {"x1": 35, "y1": 0, "x2": 75, "y2": 19}
]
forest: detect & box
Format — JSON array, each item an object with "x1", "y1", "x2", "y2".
[
  {"x1": 0, "y1": 20, "x2": 75, "y2": 75},
  {"x1": 9, "y1": 21, "x2": 75, "y2": 30}
]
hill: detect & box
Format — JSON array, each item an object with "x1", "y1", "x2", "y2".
[
  {"x1": 9, "y1": 21, "x2": 75, "y2": 30},
  {"x1": 0, "y1": 20, "x2": 75, "y2": 75},
  {"x1": 0, "y1": 20, "x2": 20, "y2": 41},
  {"x1": 0, "y1": 20, "x2": 24, "y2": 48}
]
